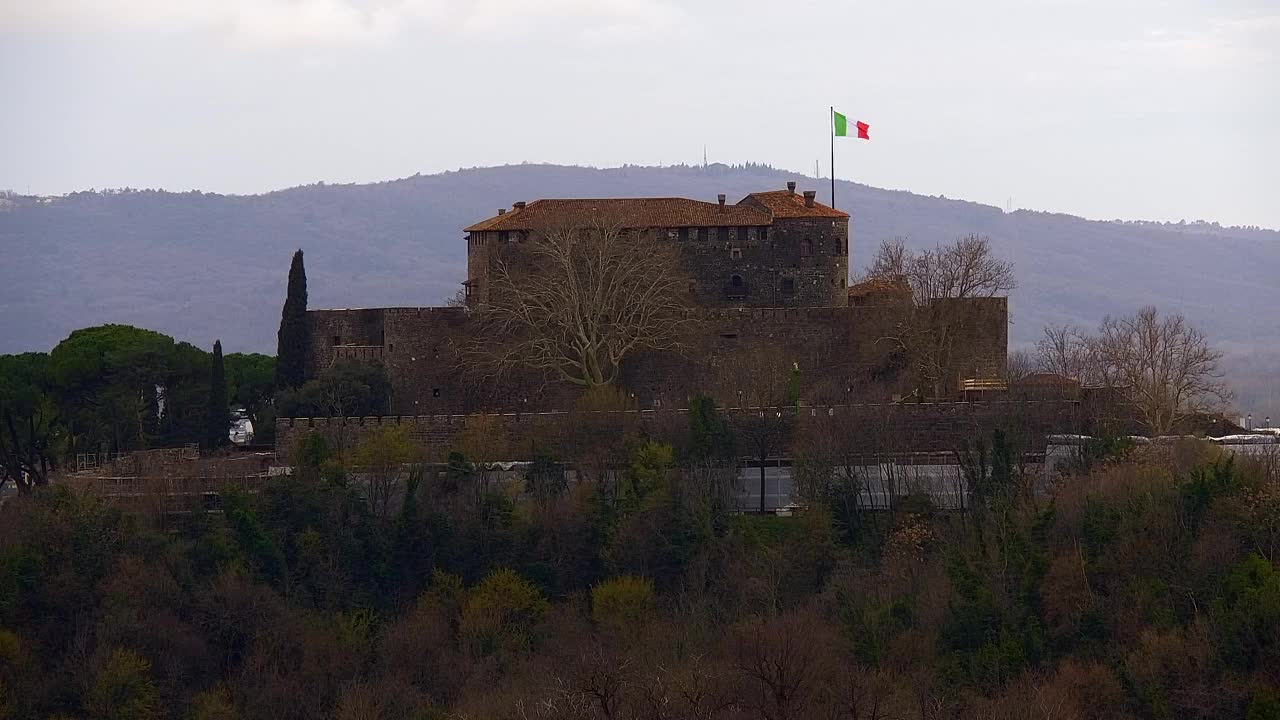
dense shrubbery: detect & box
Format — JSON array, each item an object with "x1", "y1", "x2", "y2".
[{"x1": 0, "y1": 421, "x2": 1277, "y2": 718}]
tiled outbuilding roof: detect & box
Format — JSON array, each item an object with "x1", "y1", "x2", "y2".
[
  {"x1": 741, "y1": 190, "x2": 849, "y2": 219},
  {"x1": 465, "y1": 197, "x2": 773, "y2": 232},
  {"x1": 847, "y1": 276, "x2": 912, "y2": 298}
]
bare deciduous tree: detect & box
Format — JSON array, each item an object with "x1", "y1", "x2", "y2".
[
  {"x1": 868, "y1": 235, "x2": 1015, "y2": 302},
  {"x1": 467, "y1": 220, "x2": 696, "y2": 388},
  {"x1": 1006, "y1": 349, "x2": 1036, "y2": 383},
  {"x1": 1091, "y1": 306, "x2": 1230, "y2": 434},
  {"x1": 863, "y1": 235, "x2": 1015, "y2": 398},
  {"x1": 1035, "y1": 324, "x2": 1097, "y2": 383},
  {"x1": 720, "y1": 346, "x2": 797, "y2": 514}
]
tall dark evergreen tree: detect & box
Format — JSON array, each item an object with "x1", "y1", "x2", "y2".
[
  {"x1": 206, "y1": 340, "x2": 230, "y2": 450},
  {"x1": 275, "y1": 249, "x2": 309, "y2": 390}
]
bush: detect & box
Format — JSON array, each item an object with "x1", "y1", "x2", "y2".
[
  {"x1": 591, "y1": 575, "x2": 656, "y2": 635},
  {"x1": 459, "y1": 569, "x2": 549, "y2": 659},
  {"x1": 88, "y1": 648, "x2": 160, "y2": 720},
  {"x1": 1213, "y1": 553, "x2": 1280, "y2": 668}
]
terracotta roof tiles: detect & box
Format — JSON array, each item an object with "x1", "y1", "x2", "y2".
[
  {"x1": 742, "y1": 190, "x2": 849, "y2": 219},
  {"x1": 465, "y1": 197, "x2": 773, "y2": 233}
]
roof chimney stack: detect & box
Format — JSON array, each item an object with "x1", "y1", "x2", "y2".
[
  {"x1": 803, "y1": 190, "x2": 816, "y2": 208},
  {"x1": 717, "y1": 193, "x2": 726, "y2": 211},
  {"x1": 513, "y1": 201, "x2": 526, "y2": 210},
  {"x1": 786, "y1": 181, "x2": 796, "y2": 195},
  {"x1": 497, "y1": 208, "x2": 506, "y2": 215}
]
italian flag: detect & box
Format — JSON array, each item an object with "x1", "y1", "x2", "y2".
[{"x1": 833, "y1": 110, "x2": 870, "y2": 140}]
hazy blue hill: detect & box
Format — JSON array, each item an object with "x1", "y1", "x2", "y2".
[{"x1": 2, "y1": 163, "x2": 1276, "y2": 413}]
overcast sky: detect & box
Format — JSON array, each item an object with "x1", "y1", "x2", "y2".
[{"x1": 2, "y1": 0, "x2": 1277, "y2": 228}]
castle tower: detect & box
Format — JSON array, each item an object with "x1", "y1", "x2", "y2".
[{"x1": 462, "y1": 183, "x2": 850, "y2": 309}]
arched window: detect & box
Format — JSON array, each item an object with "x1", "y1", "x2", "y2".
[
  {"x1": 800, "y1": 238, "x2": 813, "y2": 257},
  {"x1": 731, "y1": 274, "x2": 743, "y2": 287}
]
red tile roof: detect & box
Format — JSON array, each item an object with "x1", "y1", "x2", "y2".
[
  {"x1": 465, "y1": 197, "x2": 773, "y2": 233},
  {"x1": 742, "y1": 190, "x2": 849, "y2": 219},
  {"x1": 847, "y1": 276, "x2": 911, "y2": 298}
]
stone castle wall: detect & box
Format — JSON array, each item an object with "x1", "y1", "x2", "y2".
[
  {"x1": 466, "y1": 215, "x2": 848, "y2": 312},
  {"x1": 275, "y1": 400, "x2": 1084, "y2": 464},
  {"x1": 305, "y1": 300, "x2": 1009, "y2": 416},
  {"x1": 673, "y1": 216, "x2": 849, "y2": 308}
]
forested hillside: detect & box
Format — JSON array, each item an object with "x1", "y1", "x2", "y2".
[
  {"x1": 2, "y1": 423, "x2": 1278, "y2": 719},
  {"x1": 2, "y1": 164, "x2": 1276, "y2": 412}
]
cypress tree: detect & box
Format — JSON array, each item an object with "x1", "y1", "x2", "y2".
[
  {"x1": 275, "y1": 249, "x2": 309, "y2": 390},
  {"x1": 206, "y1": 340, "x2": 230, "y2": 450}
]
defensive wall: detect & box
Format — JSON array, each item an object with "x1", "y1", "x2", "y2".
[
  {"x1": 305, "y1": 301, "x2": 1009, "y2": 416},
  {"x1": 274, "y1": 399, "x2": 1083, "y2": 464}
]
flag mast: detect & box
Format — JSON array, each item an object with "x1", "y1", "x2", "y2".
[{"x1": 829, "y1": 106, "x2": 836, "y2": 209}]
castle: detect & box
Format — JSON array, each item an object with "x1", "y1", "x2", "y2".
[{"x1": 303, "y1": 183, "x2": 1008, "y2": 415}]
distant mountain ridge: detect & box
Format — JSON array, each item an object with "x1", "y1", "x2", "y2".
[{"x1": 2, "y1": 163, "x2": 1276, "y2": 414}]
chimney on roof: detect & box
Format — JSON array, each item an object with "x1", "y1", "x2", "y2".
[
  {"x1": 803, "y1": 190, "x2": 816, "y2": 208},
  {"x1": 513, "y1": 201, "x2": 526, "y2": 210},
  {"x1": 717, "y1": 193, "x2": 726, "y2": 212},
  {"x1": 786, "y1": 181, "x2": 796, "y2": 195},
  {"x1": 497, "y1": 208, "x2": 505, "y2": 215}
]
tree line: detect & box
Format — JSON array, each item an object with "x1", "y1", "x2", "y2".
[
  {"x1": 0, "y1": 325, "x2": 274, "y2": 490},
  {"x1": 0, "y1": 407, "x2": 1276, "y2": 718}
]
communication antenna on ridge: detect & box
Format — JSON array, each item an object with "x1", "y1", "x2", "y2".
[
  {"x1": 703, "y1": 145, "x2": 707, "y2": 168},
  {"x1": 815, "y1": 159, "x2": 820, "y2": 179}
]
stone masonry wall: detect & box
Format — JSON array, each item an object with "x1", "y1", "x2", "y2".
[
  {"x1": 275, "y1": 400, "x2": 1084, "y2": 464},
  {"x1": 302, "y1": 299, "x2": 1008, "y2": 415},
  {"x1": 305, "y1": 308, "x2": 385, "y2": 378},
  {"x1": 467, "y1": 215, "x2": 848, "y2": 312}
]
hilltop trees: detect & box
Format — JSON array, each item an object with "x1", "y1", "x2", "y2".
[
  {"x1": 0, "y1": 325, "x2": 265, "y2": 481},
  {"x1": 467, "y1": 220, "x2": 696, "y2": 388},
  {"x1": 275, "y1": 249, "x2": 308, "y2": 392},
  {"x1": 0, "y1": 353, "x2": 61, "y2": 492},
  {"x1": 1035, "y1": 323, "x2": 1098, "y2": 384},
  {"x1": 1094, "y1": 306, "x2": 1230, "y2": 433},
  {"x1": 862, "y1": 235, "x2": 1016, "y2": 398},
  {"x1": 47, "y1": 324, "x2": 210, "y2": 453},
  {"x1": 205, "y1": 340, "x2": 229, "y2": 451},
  {"x1": 1037, "y1": 307, "x2": 1229, "y2": 434}
]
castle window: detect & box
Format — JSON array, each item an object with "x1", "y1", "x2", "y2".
[
  {"x1": 730, "y1": 247, "x2": 741, "y2": 259},
  {"x1": 678, "y1": 227, "x2": 689, "y2": 241},
  {"x1": 332, "y1": 335, "x2": 341, "y2": 346},
  {"x1": 720, "y1": 333, "x2": 738, "y2": 340},
  {"x1": 718, "y1": 226, "x2": 729, "y2": 243},
  {"x1": 698, "y1": 227, "x2": 708, "y2": 241},
  {"x1": 738, "y1": 227, "x2": 749, "y2": 242},
  {"x1": 760, "y1": 227, "x2": 768, "y2": 242},
  {"x1": 731, "y1": 275, "x2": 743, "y2": 287},
  {"x1": 498, "y1": 231, "x2": 510, "y2": 243},
  {"x1": 432, "y1": 388, "x2": 441, "y2": 398},
  {"x1": 800, "y1": 239, "x2": 812, "y2": 257},
  {"x1": 782, "y1": 278, "x2": 795, "y2": 295}
]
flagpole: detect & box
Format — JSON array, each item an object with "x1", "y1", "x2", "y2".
[{"x1": 829, "y1": 106, "x2": 836, "y2": 209}]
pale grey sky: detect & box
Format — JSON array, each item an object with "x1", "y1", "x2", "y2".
[{"x1": 2, "y1": 0, "x2": 1277, "y2": 228}]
